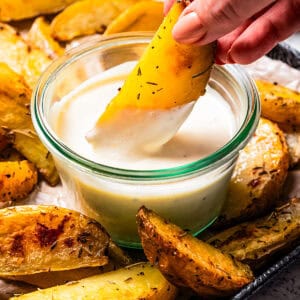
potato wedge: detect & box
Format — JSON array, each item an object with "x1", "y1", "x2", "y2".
[
  {"x1": 96, "y1": 1, "x2": 215, "y2": 124},
  {"x1": 137, "y1": 206, "x2": 254, "y2": 297},
  {"x1": 256, "y1": 79, "x2": 300, "y2": 125},
  {"x1": 104, "y1": 1, "x2": 164, "y2": 35},
  {"x1": 0, "y1": 161, "x2": 38, "y2": 205},
  {"x1": 218, "y1": 118, "x2": 289, "y2": 226},
  {"x1": 51, "y1": 0, "x2": 145, "y2": 41},
  {"x1": 0, "y1": 0, "x2": 79, "y2": 21},
  {"x1": 0, "y1": 63, "x2": 59, "y2": 186},
  {"x1": 207, "y1": 198, "x2": 300, "y2": 269},
  {"x1": 27, "y1": 17, "x2": 64, "y2": 59},
  {"x1": 10, "y1": 262, "x2": 177, "y2": 300},
  {"x1": 0, "y1": 23, "x2": 52, "y2": 89},
  {"x1": 278, "y1": 123, "x2": 300, "y2": 167},
  {"x1": 0, "y1": 205, "x2": 112, "y2": 276}
]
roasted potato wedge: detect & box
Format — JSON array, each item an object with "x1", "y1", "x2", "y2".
[
  {"x1": 11, "y1": 262, "x2": 177, "y2": 300},
  {"x1": 218, "y1": 118, "x2": 289, "y2": 226},
  {"x1": 104, "y1": 1, "x2": 164, "y2": 35},
  {"x1": 0, "y1": 63, "x2": 59, "y2": 186},
  {"x1": 207, "y1": 198, "x2": 300, "y2": 269},
  {"x1": 137, "y1": 206, "x2": 254, "y2": 297},
  {"x1": 0, "y1": 161, "x2": 38, "y2": 205},
  {"x1": 0, "y1": 0, "x2": 79, "y2": 21},
  {"x1": 27, "y1": 17, "x2": 64, "y2": 59},
  {"x1": 0, "y1": 23, "x2": 52, "y2": 89},
  {"x1": 256, "y1": 79, "x2": 300, "y2": 125},
  {"x1": 51, "y1": 0, "x2": 145, "y2": 41},
  {"x1": 278, "y1": 123, "x2": 300, "y2": 167},
  {"x1": 0, "y1": 205, "x2": 113, "y2": 276}
]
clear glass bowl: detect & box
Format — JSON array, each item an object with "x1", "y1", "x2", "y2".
[{"x1": 32, "y1": 33, "x2": 260, "y2": 248}]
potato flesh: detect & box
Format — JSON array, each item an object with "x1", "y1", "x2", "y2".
[
  {"x1": 11, "y1": 263, "x2": 177, "y2": 300},
  {"x1": 0, "y1": 205, "x2": 111, "y2": 276},
  {"x1": 137, "y1": 206, "x2": 254, "y2": 297},
  {"x1": 27, "y1": 17, "x2": 64, "y2": 59},
  {"x1": 0, "y1": 23, "x2": 52, "y2": 89},
  {"x1": 218, "y1": 118, "x2": 289, "y2": 225},
  {"x1": 208, "y1": 198, "x2": 300, "y2": 268}
]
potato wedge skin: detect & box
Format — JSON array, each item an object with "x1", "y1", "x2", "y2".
[
  {"x1": 137, "y1": 206, "x2": 253, "y2": 297},
  {"x1": 218, "y1": 118, "x2": 289, "y2": 226},
  {"x1": 98, "y1": 1, "x2": 215, "y2": 124},
  {"x1": 27, "y1": 17, "x2": 64, "y2": 59},
  {"x1": 0, "y1": 0, "x2": 79, "y2": 21},
  {"x1": 208, "y1": 198, "x2": 300, "y2": 269},
  {"x1": 256, "y1": 80, "x2": 300, "y2": 125},
  {"x1": 0, "y1": 205, "x2": 112, "y2": 276},
  {"x1": 0, "y1": 63, "x2": 59, "y2": 186},
  {"x1": 0, "y1": 160, "x2": 38, "y2": 205},
  {"x1": 104, "y1": 1, "x2": 164, "y2": 35},
  {"x1": 51, "y1": 0, "x2": 144, "y2": 41},
  {"x1": 11, "y1": 262, "x2": 177, "y2": 300}
]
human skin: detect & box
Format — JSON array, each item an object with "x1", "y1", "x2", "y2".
[{"x1": 164, "y1": 0, "x2": 300, "y2": 64}]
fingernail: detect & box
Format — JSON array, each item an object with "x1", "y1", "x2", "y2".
[{"x1": 172, "y1": 12, "x2": 205, "y2": 42}]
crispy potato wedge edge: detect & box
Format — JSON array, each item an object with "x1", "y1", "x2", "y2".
[
  {"x1": 137, "y1": 206, "x2": 254, "y2": 297},
  {"x1": 0, "y1": 205, "x2": 112, "y2": 276}
]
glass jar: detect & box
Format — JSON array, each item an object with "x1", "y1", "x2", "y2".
[{"x1": 32, "y1": 33, "x2": 260, "y2": 248}]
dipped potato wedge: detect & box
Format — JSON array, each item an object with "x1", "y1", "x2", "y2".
[
  {"x1": 0, "y1": 205, "x2": 112, "y2": 276},
  {"x1": 218, "y1": 118, "x2": 289, "y2": 226},
  {"x1": 95, "y1": 1, "x2": 215, "y2": 124},
  {"x1": 27, "y1": 17, "x2": 64, "y2": 59},
  {"x1": 0, "y1": 0, "x2": 79, "y2": 21},
  {"x1": 0, "y1": 63, "x2": 59, "y2": 186},
  {"x1": 256, "y1": 79, "x2": 300, "y2": 125},
  {"x1": 0, "y1": 161, "x2": 38, "y2": 205},
  {"x1": 207, "y1": 198, "x2": 300, "y2": 269},
  {"x1": 137, "y1": 206, "x2": 254, "y2": 297},
  {"x1": 51, "y1": 0, "x2": 145, "y2": 41},
  {"x1": 11, "y1": 262, "x2": 177, "y2": 300},
  {"x1": 104, "y1": 1, "x2": 164, "y2": 35}
]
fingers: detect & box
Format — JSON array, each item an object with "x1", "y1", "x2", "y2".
[
  {"x1": 222, "y1": 0, "x2": 300, "y2": 64},
  {"x1": 172, "y1": 0, "x2": 276, "y2": 44}
]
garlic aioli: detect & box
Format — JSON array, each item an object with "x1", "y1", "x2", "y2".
[{"x1": 51, "y1": 61, "x2": 237, "y2": 170}]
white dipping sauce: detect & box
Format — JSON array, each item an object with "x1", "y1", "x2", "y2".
[{"x1": 52, "y1": 62, "x2": 236, "y2": 170}]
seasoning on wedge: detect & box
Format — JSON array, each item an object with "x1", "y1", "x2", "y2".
[{"x1": 137, "y1": 206, "x2": 254, "y2": 297}]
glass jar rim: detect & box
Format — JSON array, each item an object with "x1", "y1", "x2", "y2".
[{"x1": 32, "y1": 33, "x2": 260, "y2": 180}]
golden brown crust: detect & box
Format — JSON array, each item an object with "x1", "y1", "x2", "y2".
[
  {"x1": 218, "y1": 118, "x2": 289, "y2": 226},
  {"x1": 0, "y1": 205, "x2": 111, "y2": 276},
  {"x1": 207, "y1": 198, "x2": 300, "y2": 269},
  {"x1": 0, "y1": 160, "x2": 38, "y2": 205},
  {"x1": 137, "y1": 206, "x2": 254, "y2": 297},
  {"x1": 256, "y1": 79, "x2": 300, "y2": 125}
]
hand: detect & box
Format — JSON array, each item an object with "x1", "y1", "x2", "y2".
[{"x1": 164, "y1": 0, "x2": 300, "y2": 64}]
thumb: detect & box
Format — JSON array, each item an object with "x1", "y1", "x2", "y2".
[{"x1": 172, "y1": 0, "x2": 276, "y2": 44}]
